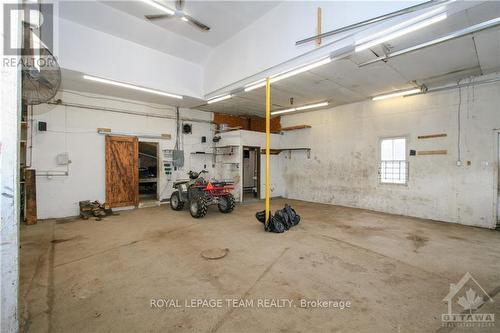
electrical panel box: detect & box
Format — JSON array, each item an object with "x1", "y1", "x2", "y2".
[
  {"x1": 172, "y1": 150, "x2": 184, "y2": 168},
  {"x1": 56, "y1": 152, "x2": 70, "y2": 165},
  {"x1": 38, "y1": 121, "x2": 47, "y2": 131}
]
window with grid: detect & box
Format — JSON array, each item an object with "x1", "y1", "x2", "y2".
[{"x1": 379, "y1": 137, "x2": 408, "y2": 184}]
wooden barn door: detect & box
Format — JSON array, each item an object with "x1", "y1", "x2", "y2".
[{"x1": 106, "y1": 135, "x2": 139, "y2": 207}]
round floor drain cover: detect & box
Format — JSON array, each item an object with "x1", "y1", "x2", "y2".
[{"x1": 201, "y1": 248, "x2": 229, "y2": 260}]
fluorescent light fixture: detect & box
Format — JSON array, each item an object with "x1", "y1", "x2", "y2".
[
  {"x1": 270, "y1": 57, "x2": 332, "y2": 83},
  {"x1": 244, "y1": 79, "x2": 266, "y2": 92},
  {"x1": 141, "y1": 0, "x2": 175, "y2": 15},
  {"x1": 271, "y1": 108, "x2": 297, "y2": 115},
  {"x1": 243, "y1": 57, "x2": 332, "y2": 92},
  {"x1": 372, "y1": 88, "x2": 421, "y2": 101},
  {"x1": 207, "y1": 94, "x2": 232, "y2": 104},
  {"x1": 356, "y1": 6, "x2": 446, "y2": 46},
  {"x1": 355, "y1": 13, "x2": 447, "y2": 52},
  {"x1": 181, "y1": 16, "x2": 189, "y2": 22},
  {"x1": 83, "y1": 75, "x2": 183, "y2": 99},
  {"x1": 296, "y1": 101, "x2": 329, "y2": 110},
  {"x1": 271, "y1": 102, "x2": 329, "y2": 115}
]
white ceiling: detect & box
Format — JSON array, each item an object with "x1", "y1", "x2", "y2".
[
  {"x1": 194, "y1": 1, "x2": 500, "y2": 116},
  {"x1": 58, "y1": 1, "x2": 279, "y2": 64},
  {"x1": 101, "y1": 0, "x2": 281, "y2": 47},
  {"x1": 58, "y1": 0, "x2": 209, "y2": 64}
]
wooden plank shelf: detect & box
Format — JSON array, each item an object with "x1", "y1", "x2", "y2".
[
  {"x1": 260, "y1": 147, "x2": 311, "y2": 158},
  {"x1": 215, "y1": 126, "x2": 242, "y2": 133},
  {"x1": 279, "y1": 125, "x2": 311, "y2": 131},
  {"x1": 417, "y1": 133, "x2": 447, "y2": 139},
  {"x1": 417, "y1": 150, "x2": 447, "y2": 155},
  {"x1": 212, "y1": 145, "x2": 239, "y2": 149}
]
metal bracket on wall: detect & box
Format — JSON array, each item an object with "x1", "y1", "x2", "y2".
[
  {"x1": 260, "y1": 148, "x2": 311, "y2": 159},
  {"x1": 287, "y1": 148, "x2": 311, "y2": 159}
]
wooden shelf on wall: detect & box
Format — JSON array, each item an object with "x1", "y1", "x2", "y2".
[
  {"x1": 260, "y1": 147, "x2": 311, "y2": 158},
  {"x1": 279, "y1": 125, "x2": 311, "y2": 132},
  {"x1": 417, "y1": 133, "x2": 447, "y2": 139},
  {"x1": 417, "y1": 150, "x2": 447, "y2": 155},
  {"x1": 215, "y1": 126, "x2": 242, "y2": 133},
  {"x1": 212, "y1": 145, "x2": 239, "y2": 149}
]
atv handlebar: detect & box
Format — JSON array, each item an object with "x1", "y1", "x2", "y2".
[{"x1": 188, "y1": 170, "x2": 208, "y2": 180}]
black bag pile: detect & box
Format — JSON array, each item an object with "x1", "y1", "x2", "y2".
[{"x1": 255, "y1": 204, "x2": 301, "y2": 233}]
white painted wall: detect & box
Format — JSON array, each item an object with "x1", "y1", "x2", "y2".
[
  {"x1": 0, "y1": 4, "x2": 20, "y2": 331},
  {"x1": 57, "y1": 18, "x2": 204, "y2": 98},
  {"x1": 31, "y1": 90, "x2": 214, "y2": 219},
  {"x1": 280, "y1": 81, "x2": 500, "y2": 228}
]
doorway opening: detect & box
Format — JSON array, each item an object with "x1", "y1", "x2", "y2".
[
  {"x1": 139, "y1": 141, "x2": 159, "y2": 203},
  {"x1": 242, "y1": 146, "x2": 260, "y2": 202}
]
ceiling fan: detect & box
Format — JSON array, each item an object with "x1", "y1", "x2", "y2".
[{"x1": 144, "y1": 0, "x2": 210, "y2": 31}]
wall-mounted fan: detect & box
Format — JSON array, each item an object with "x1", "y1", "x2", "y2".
[
  {"x1": 145, "y1": 0, "x2": 210, "y2": 32},
  {"x1": 22, "y1": 25, "x2": 61, "y2": 105},
  {"x1": 22, "y1": 47, "x2": 61, "y2": 105}
]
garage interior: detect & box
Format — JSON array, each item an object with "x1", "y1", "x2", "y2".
[{"x1": 2, "y1": 0, "x2": 500, "y2": 332}]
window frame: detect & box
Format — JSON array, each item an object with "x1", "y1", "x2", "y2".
[{"x1": 378, "y1": 136, "x2": 409, "y2": 186}]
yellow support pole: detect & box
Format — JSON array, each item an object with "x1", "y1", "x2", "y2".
[{"x1": 265, "y1": 77, "x2": 271, "y2": 226}]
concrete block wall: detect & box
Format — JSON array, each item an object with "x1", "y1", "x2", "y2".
[{"x1": 280, "y1": 81, "x2": 500, "y2": 228}]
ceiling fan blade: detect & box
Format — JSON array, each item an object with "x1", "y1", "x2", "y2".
[
  {"x1": 144, "y1": 14, "x2": 172, "y2": 20},
  {"x1": 175, "y1": 0, "x2": 184, "y2": 11},
  {"x1": 184, "y1": 15, "x2": 210, "y2": 31}
]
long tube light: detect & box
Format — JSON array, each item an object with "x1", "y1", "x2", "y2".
[
  {"x1": 243, "y1": 57, "x2": 332, "y2": 93},
  {"x1": 271, "y1": 102, "x2": 329, "y2": 115},
  {"x1": 359, "y1": 16, "x2": 500, "y2": 67},
  {"x1": 83, "y1": 75, "x2": 183, "y2": 99},
  {"x1": 355, "y1": 13, "x2": 447, "y2": 52},
  {"x1": 271, "y1": 57, "x2": 332, "y2": 83},
  {"x1": 355, "y1": 6, "x2": 446, "y2": 46},
  {"x1": 207, "y1": 94, "x2": 232, "y2": 104},
  {"x1": 295, "y1": 0, "x2": 450, "y2": 45},
  {"x1": 372, "y1": 88, "x2": 421, "y2": 101},
  {"x1": 141, "y1": 0, "x2": 175, "y2": 15},
  {"x1": 244, "y1": 79, "x2": 266, "y2": 92},
  {"x1": 296, "y1": 102, "x2": 329, "y2": 110}
]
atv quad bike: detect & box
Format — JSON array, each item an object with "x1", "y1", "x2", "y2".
[{"x1": 170, "y1": 170, "x2": 236, "y2": 218}]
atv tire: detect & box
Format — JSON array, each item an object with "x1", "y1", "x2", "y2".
[
  {"x1": 189, "y1": 196, "x2": 208, "y2": 218},
  {"x1": 170, "y1": 191, "x2": 184, "y2": 211},
  {"x1": 218, "y1": 194, "x2": 235, "y2": 213}
]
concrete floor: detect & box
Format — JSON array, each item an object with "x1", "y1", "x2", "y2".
[{"x1": 20, "y1": 199, "x2": 500, "y2": 332}]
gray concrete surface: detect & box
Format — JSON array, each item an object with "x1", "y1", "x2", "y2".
[{"x1": 20, "y1": 199, "x2": 500, "y2": 332}]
